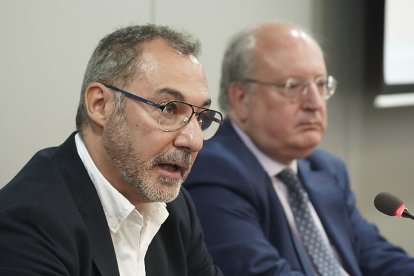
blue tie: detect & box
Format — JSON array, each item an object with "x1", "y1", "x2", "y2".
[{"x1": 277, "y1": 168, "x2": 342, "y2": 276}]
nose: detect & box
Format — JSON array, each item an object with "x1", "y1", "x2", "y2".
[{"x1": 173, "y1": 115, "x2": 203, "y2": 152}]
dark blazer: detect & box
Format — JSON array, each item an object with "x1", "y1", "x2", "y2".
[
  {"x1": 185, "y1": 119, "x2": 414, "y2": 276},
  {"x1": 0, "y1": 132, "x2": 222, "y2": 276}
]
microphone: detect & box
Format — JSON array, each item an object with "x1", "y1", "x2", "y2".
[{"x1": 374, "y1": 192, "x2": 414, "y2": 220}]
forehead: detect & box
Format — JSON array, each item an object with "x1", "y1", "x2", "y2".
[
  {"x1": 251, "y1": 28, "x2": 326, "y2": 78},
  {"x1": 132, "y1": 39, "x2": 210, "y2": 106}
]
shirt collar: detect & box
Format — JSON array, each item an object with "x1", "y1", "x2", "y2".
[{"x1": 74, "y1": 133, "x2": 168, "y2": 233}]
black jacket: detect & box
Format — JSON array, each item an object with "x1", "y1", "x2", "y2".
[{"x1": 0, "y1": 132, "x2": 221, "y2": 276}]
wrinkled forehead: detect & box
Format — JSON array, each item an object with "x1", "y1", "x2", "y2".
[{"x1": 134, "y1": 40, "x2": 210, "y2": 105}]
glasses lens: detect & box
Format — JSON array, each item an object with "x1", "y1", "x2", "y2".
[
  {"x1": 198, "y1": 110, "x2": 223, "y2": 140},
  {"x1": 159, "y1": 101, "x2": 223, "y2": 140},
  {"x1": 284, "y1": 78, "x2": 303, "y2": 99},
  {"x1": 315, "y1": 77, "x2": 329, "y2": 97},
  {"x1": 327, "y1": 75, "x2": 337, "y2": 91},
  {"x1": 159, "y1": 101, "x2": 193, "y2": 131},
  {"x1": 324, "y1": 75, "x2": 337, "y2": 99},
  {"x1": 284, "y1": 76, "x2": 337, "y2": 100}
]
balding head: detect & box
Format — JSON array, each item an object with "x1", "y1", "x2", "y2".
[
  {"x1": 219, "y1": 22, "x2": 324, "y2": 113},
  {"x1": 219, "y1": 22, "x2": 329, "y2": 163},
  {"x1": 253, "y1": 22, "x2": 317, "y2": 47}
]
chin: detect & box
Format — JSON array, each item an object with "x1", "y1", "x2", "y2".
[
  {"x1": 159, "y1": 186, "x2": 181, "y2": 203},
  {"x1": 294, "y1": 137, "x2": 322, "y2": 156},
  {"x1": 303, "y1": 131, "x2": 323, "y2": 145}
]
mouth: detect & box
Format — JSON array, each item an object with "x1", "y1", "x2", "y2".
[
  {"x1": 298, "y1": 119, "x2": 322, "y2": 128},
  {"x1": 296, "y1": 122, "x2": 324, "y2": 134},
  {"x1": 153, "y1": 150, "x2": 192, "y2": 180},
  {"x1": 157, "y1": 162, "x2": 188, "y2": 179}
]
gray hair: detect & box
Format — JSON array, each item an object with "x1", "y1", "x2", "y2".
[
  {"x1": 75, "y1": 24, "x2": 201, "y2": 131},
  {"x1": 218, "y1": 28, "x2": 255, "y2": 114}
]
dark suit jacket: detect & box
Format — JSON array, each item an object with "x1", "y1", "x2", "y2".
[
  {"x1": 185, "y1": 119, "x2": 414, "y2": 276},
  {"x1": 0, "y1": 132, "x2": 222, "y2": 276}
]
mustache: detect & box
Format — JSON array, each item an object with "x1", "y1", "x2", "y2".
[
  {"x1": 153, "y1": 150, "x2": 192, "y2": 167},
  {"x1": 297, "y1": 114, "x2": 324, "y2": 125}
]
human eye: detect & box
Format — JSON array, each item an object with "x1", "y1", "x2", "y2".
[
  {"x1": 283, "y1": 79, "x2": 304, "y2": 97},
  {"x1": 284, "y1": 78, "x2": 302, "y2": 90},
  {"x1": 163, "y1": 101, "x2": 179, "y2": 116},
  {"x1": 315, "y1": 77, "x2": 327, "y2": 88}
]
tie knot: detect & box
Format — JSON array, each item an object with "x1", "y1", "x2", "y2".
[{"x1": 277, "y1": 168, "x2": 300, "y2": 189}]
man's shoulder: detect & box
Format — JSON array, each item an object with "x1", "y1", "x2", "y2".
[
  {"x1": 0, "y1": 133, "x2": 80, "y2": 204},
  {"x1": 2, "y1": 147, "x2": 61, "y2": 190}
]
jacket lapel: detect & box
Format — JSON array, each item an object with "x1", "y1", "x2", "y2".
[
  {"x1": 55, "y1": 133, "x2": 120, "y2": 276},
  {"x1": 298, "y1": 159, "x2": 358, "y2": 275},
  {"x1": 222, "y1": 121, "x2": 317, "y2": 274}
]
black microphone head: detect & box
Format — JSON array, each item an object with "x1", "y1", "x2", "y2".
[{"x1": 374, "y1": 192, "x2": 405, "y2": 217}]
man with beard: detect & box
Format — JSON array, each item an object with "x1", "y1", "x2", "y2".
[
  {"x1": 0, "y1": 24, "x2": 223, "y2": 276},
  {"x1": 184, "y1": 22, "x2": 414, "y2": 275}
]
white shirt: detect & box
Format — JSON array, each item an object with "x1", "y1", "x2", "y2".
[
  {"x1": 231, "y1": 122, "x2": 348, "y2": 275},
  {"x1": 75, "y1": 134, "x2": 168, "y2": 276}
]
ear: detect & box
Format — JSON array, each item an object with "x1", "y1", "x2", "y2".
[
  {"x1": 227, "y1": 81, "x2": 251, "y2": 122},
  {"x1": 84, "y1": 82, "x2": 114, "y2": 128}
]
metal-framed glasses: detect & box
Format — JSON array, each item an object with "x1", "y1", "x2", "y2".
[
  {"x1": 103, "y1": 84, "x2": 223, "y2": 140},
  {"x1": 243, "y1": 75, "x2": 337, "y2": 100}
]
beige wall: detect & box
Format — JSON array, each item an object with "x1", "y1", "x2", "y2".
[
  {"x1": 0, "y1": 0, "x2": 311, "y2": 185},
  {"x1": 1, "y1": 0, "x2": 414, "y2": 256},
  {"x1": 316, "y1": 0, "x2": 414, "y2": 256}
]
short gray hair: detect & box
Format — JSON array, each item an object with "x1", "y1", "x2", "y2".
[
  {"x1": 218, "y1": 28, "x2": 255, "y2": 114},
  {"x1": 75, "y1": 24, "x2": 201, "y2": 131}
]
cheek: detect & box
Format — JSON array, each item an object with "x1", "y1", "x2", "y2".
[
  {"x1": 248, "y1": 110, "x2": 289, "y2": 144},
  {"x1": 266, "y1": 116, "x2": 291, "y2": 141},
  {"x1": 249, "y1": 99, "x2": 294, "y2": 130},
  {"x1": 267, "y1": 106, "x2": 296, "y2": 128},
  {"x1": 124, "y1": 120, "x2": 158, "y2": 158},
  {"x1": 322, "y1": 107, "x2": 328, "y2": 126}
]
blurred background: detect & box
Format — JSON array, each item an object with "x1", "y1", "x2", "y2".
[{"x1": 1, "y1": 0, "x2": 414, "y2": 255}]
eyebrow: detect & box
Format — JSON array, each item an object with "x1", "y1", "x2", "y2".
[{"x1": 158, "y1": 88, "x2": 212, "y2": 108}]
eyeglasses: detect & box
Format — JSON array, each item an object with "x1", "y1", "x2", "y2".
[
  {"x1": 243, "y1": 75, "x2": 337, "y2": 100},
  {"x1": 103, "y1": 84, "x2": 223, "y2": 140}
]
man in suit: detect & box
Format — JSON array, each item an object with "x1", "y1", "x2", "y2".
[
  {"x1": 0, "y1": 24, "x2": 223, "y2": 276},
  {"x1": 184, "y1": 22, "x2": 414, "y2": 275}
]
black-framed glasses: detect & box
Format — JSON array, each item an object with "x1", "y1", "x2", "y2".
[
  {"x1": 243, "y1": 75, "x2": 337, "y2": 100},
  {"x1": 103, "y1": 84, "x2": 223, "y2": 140}
]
